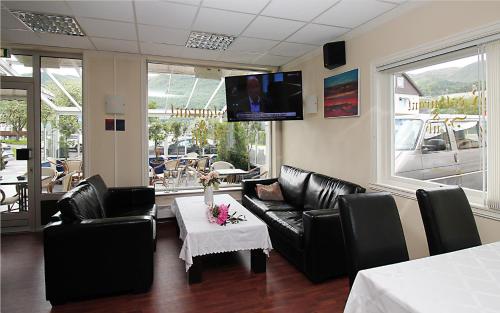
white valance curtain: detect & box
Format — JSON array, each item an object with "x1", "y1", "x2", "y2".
[{"x1": 485, "y1": 40, "x2": 500, "y2": 209}]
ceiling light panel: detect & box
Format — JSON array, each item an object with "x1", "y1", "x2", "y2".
[
  {"x1": 185, "y1": 31, "x2": 235, "y2": 51},
  {"x1": 10, "y1": 11, "x2": 85, "y2": 36}
]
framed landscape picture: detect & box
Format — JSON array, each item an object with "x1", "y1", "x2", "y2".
[{"x1": 324, "y1": 68, "x2": 360, "y2": 118}]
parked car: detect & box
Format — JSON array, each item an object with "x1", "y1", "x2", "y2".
[
  {"x1": 394, "y1": 114, "x2": 484, "y2": 190},
  {"x1": 166, "y1": 138, "x2": 217, "y2": 157}
]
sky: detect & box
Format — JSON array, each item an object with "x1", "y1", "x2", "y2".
[{"x1": 407, "y1": 55, "x2": 480, "y2": 75}]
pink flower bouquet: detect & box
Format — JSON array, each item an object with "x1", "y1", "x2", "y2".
[
  {"x1": 199, "y1": 171, "x2": 220, "y2": 189},
  {"x1": 207, "y1": 203, "x2": 247, "y2": 226}
]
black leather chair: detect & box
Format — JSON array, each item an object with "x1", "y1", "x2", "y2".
[
  {"x1": 44, "y1": 175, "x2": 156, "y2": 305},
  {"x1": 338, "y1": 192, "x2": 409, "y2": 286},
  {"x1": 243, "y1": 165, "x2": 365, "y2": 282},
  {"x1": 416, "y1": 186, "x2": 481, "y2": 256}
]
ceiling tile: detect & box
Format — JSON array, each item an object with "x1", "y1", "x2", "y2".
[
  {"x1": 91, "y1": 37, "x2": 139, "y2": 53},
  {"x1": 38, "y1": 32, "x2": 95, "y2": 49},
  {"x1": 2, "y1": 1, "x2": 73, "y2": 16},
  {"x1": 1, "y1": 8, "x2": 29, "y2": 31},
  {"x1": 193, "y1": 8, "x2": 254, "y2": 36},
  {"x1": 76, "y1": 18, "x2": 137, "y2": 41},
  {"x1": 1, "y1": 29, "x2": 42, "y2": 45},
  {"x1": 202, "y1": 0, "x2": 269, "y2": 14},
  {"x1": 262, "y1": 0, "x2": 336, "y2": 22},
  {"x1": 242, "y1": 16, "x2": 305, "y2": 41},
  {"x1": 286, "y1": 23, "x2": 349, "y2": 45},
  {"x1": 227, "y1": 37, "x2": 279, "y2": 53},
  {"x1": 175, "y1": 47, "x2": 223, "y2": 61},
  {"x1": 162, "y1": 0, "x2": 201, "y2": 5},
  {"x1": 68, "y1": 1, "x2": 134, "y2": 22},
  {"x1": 270, "y1": 42, "x2": 317, "y2": 57},
  {"x1": 217, "y1": 51, "x2": 263, "y2": 64},
  {"x1": 138, "y1": 25, "x2": 190, "y2": 45},
  {"x1": 253, "y1": 54, "x2": 294, "y2": 66},
  {"x1": 140, "y1": 42, "x2": 184, "y2": 57},
  {"x1": 135, "y1": 1, "x2": 198, "y2": 29},
  {"x1": 314, "y1": 0, "x2": 396, "y2": 28}
]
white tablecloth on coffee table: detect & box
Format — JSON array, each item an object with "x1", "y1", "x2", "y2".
[
  {"x1": 171, "y1": 194, "x2": 273, "y2": 271},
  {"x1": 344, "y1": 241, "x2": 500, "y2": 313}
]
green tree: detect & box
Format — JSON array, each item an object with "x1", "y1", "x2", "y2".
[
  {"x1": 148, "y1": 100, "x2": 158, "y2": 109},
  {"x1": 149, "y1": 121, "x2": 169, "y2": 160},
  {"x1": 58, "y1": 115, "x2": 80, "y2": 158},
  {"x1": 229, "y1": 122, "x2": 249, "y2": 170},
  {"x1": 0, "y1": 100, "x2": 27, "y2": 140},
  {"x1": 44, "y1": 80, "x2": 82, "y2": 107}
]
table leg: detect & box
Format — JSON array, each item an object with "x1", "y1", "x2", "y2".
[
  {"x1": 188, "y1": 257, "x2": 202, "y2": 284},
  {"x1": 251, "y1": 249, "x2": 266, "y2": 273}
]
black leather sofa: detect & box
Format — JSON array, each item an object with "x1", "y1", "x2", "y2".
[
  {"x1": 44, "y1": 175, "x2": 157, "y2": 305},
  {"x1": 242, "y1": 165, "x2": 365, "y2": 282}
]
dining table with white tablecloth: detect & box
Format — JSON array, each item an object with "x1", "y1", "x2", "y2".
[{"x1": 344, "y1": 241, "x2": 500, "y2": 313}]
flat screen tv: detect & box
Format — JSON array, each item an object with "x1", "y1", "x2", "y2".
[{"x1": 225, "y1": 71, "x2": 303, "y2": 122}]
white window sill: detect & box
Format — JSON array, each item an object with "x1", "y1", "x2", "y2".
[{"x1": 369, "y1": 182, "x2": 500, "y2": 222}]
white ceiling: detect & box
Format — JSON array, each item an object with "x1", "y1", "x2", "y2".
[{"x1": 0, "y1": 0, "x2": 405, "y2": 67}]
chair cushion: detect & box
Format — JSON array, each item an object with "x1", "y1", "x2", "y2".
[
  {"x1": 265, "y1": 211, "x2": 304, "y2": 249},
  {"x1": 107, "y1": 204, "x2": 157, "y2": 220},
  {"x1": 244, "y1": 195, "x2": 299, "y2": 218},
  {"x1": 278, "y1": 165, "x2": 312, "y2": 209},
  {"x1": 58, "y1": 184, "x2": 105, "y2": 223},
  {"x1": 304, "y1": 173, "x2": 365, "y2": 211},
  {"x1": 78, "y1": 175, "x2": 109, "y2": 211}
]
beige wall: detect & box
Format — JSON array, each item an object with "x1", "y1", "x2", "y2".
[
  {"x1": 281, "y1": 1, "x2": 500, "y2": 259},
  {"x1": 84, "y1": 51, "x2": 145, "y2": 187}
]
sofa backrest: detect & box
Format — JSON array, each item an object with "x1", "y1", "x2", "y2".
[
  {"x1": 304, "y1": 173, "x2": 366, "y2": 211},
  {"x1": 78, "y1": 174, "x2": 108, "y2": 212},
  {"x1": 278, "y1": 165, "x2": 312, "y2": 209},
  {"x1": 58, "y1": 184, "x2": 106, "y2": 223}
]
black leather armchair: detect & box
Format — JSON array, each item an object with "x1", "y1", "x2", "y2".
[
  {"x1": 338, "y1": 192, "x2": 409, "y2": 286},
  {"x1": 242, "y1": 165, "x2": 365, "y2": 282},
  {"x1": 44, "y1": 175, "x2": 156, "y2": 305},
  {"x1": 416, "y1": 186, "x2": 481, "y2": 256}
]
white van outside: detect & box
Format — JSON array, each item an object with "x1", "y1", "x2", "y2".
[{"x1": 395, "y1": 114, "x2": 485, "y2": 190}]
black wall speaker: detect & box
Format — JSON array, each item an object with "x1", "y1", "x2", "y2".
[{"x1": 323, "y1": 41, "x2": 346, "y2": 70}]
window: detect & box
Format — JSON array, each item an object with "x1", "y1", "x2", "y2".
[
  {"x1": 390, "y1": 53, "x2": 486, "y2": 192},
  {"x1": 40, "y1": 57, "x2": 83, "y2": 193},
  {"x1": 375, "y1": 38, "x2": 500, "y2": 210},
  {"x1": 0, "y1": 53, "x2": 32, "y2": 77},
  {"x1": 147, "y1": 62, "x2": 271, "y2": 193}
]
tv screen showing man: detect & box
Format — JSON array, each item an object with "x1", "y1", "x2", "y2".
[{"x1": 225, "y1": 71, "x2": 303, "y2": 122}]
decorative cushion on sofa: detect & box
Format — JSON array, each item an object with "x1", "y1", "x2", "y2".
[
  {"x1": 278, "y1": 165, "x2": 312, "y2": 209},
  {"x1": 303, "y1": 173, "x2": 366, "y2": 211},
  {"x1": 78, "y1": 175, "x2": 108, "y2": 211},
  {"x1": 256, "y1": 182, "x2": 284, "y2": 201},
  {"x1": 58, "y1": 184, "x2": 106, "y2": 223}
]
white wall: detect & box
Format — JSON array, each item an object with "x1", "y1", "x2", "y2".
[{"x1": 281, "y1": 1, "x2": 500, "y2": 259}]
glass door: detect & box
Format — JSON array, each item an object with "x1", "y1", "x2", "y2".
[{"x1": 0, "y1": 81, "x2": 35, "y2": 231}]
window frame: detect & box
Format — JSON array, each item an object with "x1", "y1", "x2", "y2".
[
  {"x1": 142, "y1": 59, "x2": 274, "y2": 193},
  {"x1": 371, "y1": 48, "x2": 491, "y2": 214}
]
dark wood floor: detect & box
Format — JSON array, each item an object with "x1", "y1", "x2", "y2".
[{"x1": 1, "y1": 221, "x2": 349, "y2": 313}]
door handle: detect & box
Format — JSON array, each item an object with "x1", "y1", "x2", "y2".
[{"x1": 454, "y1": 153, "x2": 458, "y2": 163}]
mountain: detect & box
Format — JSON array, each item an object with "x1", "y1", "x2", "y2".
[{"x1": 407, "y1": 61, "x2": 479, "y2": 97}]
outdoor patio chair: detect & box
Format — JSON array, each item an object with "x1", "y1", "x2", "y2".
[
  {"x1": 196, "y1": 157, "x2": 209, "y2": 174},
  {"x1": 0, "y1": 188, "x2": 20, "y2": 212},
  {"x1": 61, "y1": 171, "x2": 76, "y2": 192},
  {"x1": 63, "y1": 160, "x2": 83, "y2": 184},
  {"x1": 41, "y1": 167, "x2": 58, "y2": 193},
  {"x1": 211, "y1": 161, "x2": 235, "y2": 170}
]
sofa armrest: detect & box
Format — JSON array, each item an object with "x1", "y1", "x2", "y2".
[
  {"x1": 106, "y1": 186, "x2": 155, "y2": 214},
  {"x1": 44, "y1": 216, "x2": 154, "y2": 303},
  {"x1": 302, "y1": 209, "x2": 346, "y2": 282},
  {"x1": 242, "y1": 177, "x2": 278, "y2": 198}
]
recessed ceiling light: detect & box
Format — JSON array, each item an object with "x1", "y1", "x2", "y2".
[
  {"x1": 185, "y1": 31, "x2": 235, "y2": 51},
  {"x1": 10, "y1": 11, "x2": 85, "y2": 36}
]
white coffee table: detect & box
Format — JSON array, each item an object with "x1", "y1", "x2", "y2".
[{"x1": 171, "y1": 193, "x2": 273, "y2": 283}]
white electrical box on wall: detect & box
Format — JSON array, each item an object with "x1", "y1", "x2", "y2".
[
  {"x1": 304, "y1": 95, "x2": 318, "y2": 114},
  {"x1": 105, "y1": 95, "x2": 125, "y2": 114}
]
